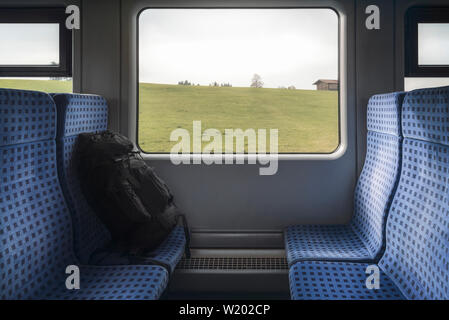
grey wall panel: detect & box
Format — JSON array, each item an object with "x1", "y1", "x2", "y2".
[
  {"x1": 355, "y1": 0, "x2": 396, "y2": 173},
  {"x1": 80, "y1": 0, "x2": 121, "y2": 131},
  {"x1": 149, "y1": 156, "x2": 356, "y2": 232}
]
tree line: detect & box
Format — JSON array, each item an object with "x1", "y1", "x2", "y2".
[{"x1": 177, "y1": 74, "x2": 296, "y2": 90}]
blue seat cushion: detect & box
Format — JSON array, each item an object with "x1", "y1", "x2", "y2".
[
  {"x1": 285, "y1": 225, "x2": 373, "y2": 266},
  {"x1": 53, "y1": 94, "x2": 111, "y2": 263},
  {"x1": 378, "y1": 87, "x2": 449, "y2": 300},
  {"x1": 289, "y1": 261, "x2": 404, "y2": 300},
  {"x1": 378, "y1": 138, "x2": 449, "y2": 299},
  {"x1": 42, "y1": 265, "x2": 168, "y2": 300},
  {"x1": 91, "y1": 226, "x2": 186, "y2": 274}
]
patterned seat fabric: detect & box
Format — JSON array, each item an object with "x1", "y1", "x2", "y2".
[
  {"x1": 53, "y1": 93, "x2": 111, "y2": 264},
  {"x1": 285, "y1": 92, "x2": 405, "y2": 266},
  {"x1": 289, "y1": 261, "x2": 404, "y2": 300},
  {"x1": 42, "y1": 265, "x2": 168, "y2": 300},
  {"x1": 378, "y1": 86, "x2": 449, "y2": 300},
  {"x1": 285, "y1": 225, "x2": 371, "y2": 262},
  {"x1": 52, "y1": 93, "x2": 185, "y2": 272},
  {"x1": 0, "y1": 88, "x2": 168, "y2": 300},
  {"x1": 290, "y1": 86, "x2": 449, "y2": 300}
]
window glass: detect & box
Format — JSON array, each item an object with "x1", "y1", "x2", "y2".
[
  {"x1": 138, "y1": 9, "x2": 339, "y2": 154},
  {"x1": 0, "y1": 17, "x2": 71, "y2": 93},
  {"x1": 404, "y1": 77, "x2": 449, "y2": 91},
  {"x1": 418, "y1": 23, "x2": 449, "y2": 65},
  {"x1": 0, "y1": 23, "x2": 60, "y2": 65}
]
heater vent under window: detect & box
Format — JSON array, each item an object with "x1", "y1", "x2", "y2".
[{"x1": 176, "y1": 257, "x2": 288, "y2": 270}]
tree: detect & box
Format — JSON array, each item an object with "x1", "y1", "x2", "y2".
[
  {"x1": 250, "y1": 74, "x2": 263, "y2": 88},
  {"x1": 178, "y1": 80, "x2": 192, "y2": 86}
]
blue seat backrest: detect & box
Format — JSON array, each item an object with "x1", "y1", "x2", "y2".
[
  {"x1": 52, "y1": 93, "x2": 110, "y2": 264},
  {"x1": 0, "y1": 89, "x2": 74, "y2": 299},
  {"x1": 379, "y1": 86, "x2": 449, "y2": 299},
  {"x1": 350, "y1": 92, "x2": 405, "y2": 257}
]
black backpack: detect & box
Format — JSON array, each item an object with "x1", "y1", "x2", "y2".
[{"x1": 75, "y1": 130, "x2": 190, "y2": 260}]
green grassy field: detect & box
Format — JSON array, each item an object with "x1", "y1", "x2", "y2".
[
  {"x1": 0, "y1": 79, "x2": 73, "y2": 93},
  {"x1": 0, "y1": 79, "x2": 339, "y2": 153},
  {"x1": 139, "y1": 83, "x2": 339, "y2": 153}
]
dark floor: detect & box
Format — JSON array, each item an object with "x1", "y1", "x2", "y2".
[{"x1": 165, "y1": 292, "x2": 290, "y2": 300}]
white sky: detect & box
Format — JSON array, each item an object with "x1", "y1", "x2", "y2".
[
  {"x1": 418, "y1": 23, "x2": 449, "y2": 65},
  {"x1": 404, "y1": 78, "x2": 449, "y2": 91},
  {"x1": 139, "y1": 9, "x2": 338, "y2": 89},
  {"x1": 0, "y1": 23, "x2": 59, "y2": 65}
]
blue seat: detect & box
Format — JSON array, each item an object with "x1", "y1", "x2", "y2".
[
  {"x1": 289, "y1": 261, "x2": 404, "y2": 300},
  {"x1": 0, "y1": 88, "x2": 168, "y2": 300},
  {"x1": 52, "y1": 93, "x2": 186, "y2": 273},
  {"x1": 290, "y1": 86, "x2": 449, "y2": 300},
  {"x1": 285, "y1": 92, "x2": 405, "y2": 265}
]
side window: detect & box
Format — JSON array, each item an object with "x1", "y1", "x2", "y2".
[
  {"x1": 137, "y1": 9, "x2": 340, "y2": 154},
  {"x1": 0, "y1": 8, "x2": 72, "y2": 93},
  {"x1": 404, "y1": 7, "x2": 449, "y2": 90}
]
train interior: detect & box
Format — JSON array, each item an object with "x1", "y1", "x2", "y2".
[{"x1": 0, "y1": 0, "x2": 449, "y2": 305}]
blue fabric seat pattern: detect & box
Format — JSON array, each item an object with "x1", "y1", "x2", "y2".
[
  {"x1": 378, "y1": 86, "x2": 449, "y2": 300},
  {"x1": 289, "y1": 86, "x2": 449, "y2": 300},
  {"x1": 52, "y1": 93, "x2": 185, "y2": 273},
  {"x1": 285, "y1": 92, "x2": 405, "y2": 266},
  {"x1": 0, "y1": 88, "x2": 168, "y2": 300},
  {"x1": 53, "y1": 93, "x2": 111, "y2": 265},
  {"x1": 289, "y1": 261, "x2": 404, "y2": 300},
  {"x1": 42, "y1": 265, "x2": 168, "y2": 300}
]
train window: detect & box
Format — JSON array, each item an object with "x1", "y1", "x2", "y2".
[
  {"x1": 405, "y1": 7, "x2": 449, "y2": 77},
  {"x1": 0, "y1": 24, "x2": 60, "y2": 65},
  {"x1": 418, "y1": 23, "x2": 449, "y2": 65},
  {"x1": 0, "y1": 8, "x2": 72, "y2": 93},
  {"x1": 404, "y1": 77, "x2": 449, "y2": 91},
  {"x1": 137, "y1": 9, "x2": 339, "y2": 154}
]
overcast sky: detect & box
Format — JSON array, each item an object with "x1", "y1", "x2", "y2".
[
  {"x1": 0, "y1": 23, "x2": 59, "y2": 65},
  {"x1": 419, "y1": 23, "x2": 449, "y2": 65},
  {"x1": 139, "y1": 9, "x2": 338, "y2": 89}
]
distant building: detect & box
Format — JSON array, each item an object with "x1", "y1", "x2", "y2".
[{"x1": 313, "y1": 79, "x2": 339, "y2": 91}]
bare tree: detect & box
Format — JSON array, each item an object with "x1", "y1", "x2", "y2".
[{"x1": 250, "y1": 74, "x2": 264, "y2": 88}]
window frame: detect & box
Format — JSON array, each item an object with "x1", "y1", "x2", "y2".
[
  {"x1": 0, "y1": 7, "x2": 72, "y2": 77},
  {"x1": 405, "y1": 6, "x2": 449, "y2": 77},
  {"x1": 136, "y1": 6, "x2": 344, "y2": 158}
]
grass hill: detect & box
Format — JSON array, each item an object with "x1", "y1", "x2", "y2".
[{"x1": 139, "y1": 83, "x2": 338, "y2": 153}]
